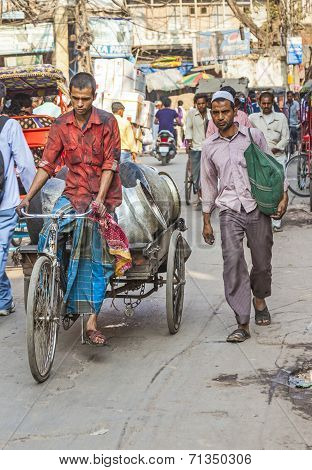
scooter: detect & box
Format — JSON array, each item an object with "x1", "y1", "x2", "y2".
[{"x1": 155, "y1": 130, "x2": 177, "y2": 165}]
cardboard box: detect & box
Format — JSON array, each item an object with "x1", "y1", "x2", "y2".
[
  {"x1": 137, "y1": 100, "x2": 155, "y2": 128},
  {"x1": 135, "y1": 70, "x2": 146, "y2": 96},
  {"x1": 120, "y1": 91, "x2": 144, "y2": 103},
  {"x1": 101, "y1": 92, "x2": 143, "y2": 124},
  {"x1": 94, "y1": 58, "x2": 136, "y2": 96}
]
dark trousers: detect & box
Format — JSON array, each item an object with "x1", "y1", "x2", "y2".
[
  {"x1": 219, "y1": 207, "x2": 273, "y2": 325},
  {"x1": 189, "y1": 150, "x2": 201, "y2": 192}
]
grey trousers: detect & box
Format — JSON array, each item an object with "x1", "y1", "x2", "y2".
[
  {"x1": 219, "y1": 207, "x2": 273, "y2": 325},
  {"x1": 189, "y1": 150, "x2": 201, "y2": 192}
]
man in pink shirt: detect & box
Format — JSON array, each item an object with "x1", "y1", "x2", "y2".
[
  {"x1": 201, "y1": 91, "x2": 288, "y2": 343},
  {"x1": 206, "y1": 86, "x2": 252, "y2": 138}
]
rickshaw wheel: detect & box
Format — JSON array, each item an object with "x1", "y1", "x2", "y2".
[
  {"x1": 166, "y1": 230, "x2": 185, "y2": 334},
  {"x1": 27, "y1": 256, "x2": 61, "y2": 383}
]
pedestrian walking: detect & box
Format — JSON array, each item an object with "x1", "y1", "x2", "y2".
[
  {"x1": 176, "y1": 100, "x2": 186, "y2": 149},
  {"x1": 283, "y1": 91, "x2": 301, "y2": 154},
  {"x1": 249, "y1": 91, "x2": 261, "y2": 113},
  {"x1": 17, "y1": 73, "x2": 127, "y2": 346},
  {"x1": 249, "y1": 91, "x2": 289, "y2": 232},
  {"x1": 236, "y1": 92, "x2": 253, "y2": 115},
  {"x1": 207, "y1": 86, "x2": 252, "y2": 137},
  {"x1": 201, "y1": 90, "x2": 288, "y2": 343},
  {"x1": 185, "y1": 93, "x2": 209, "y2": 210},
  {"x1": 112, "y1": 102, "x2": 137, "y2": 163},
  {"x1": 0, "y1": 82, "x2": 36, "y2": 316}
]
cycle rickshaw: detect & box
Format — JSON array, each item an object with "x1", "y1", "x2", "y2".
[{"x1": 15, "y1": 170, "x2": 191, "y2": 384}]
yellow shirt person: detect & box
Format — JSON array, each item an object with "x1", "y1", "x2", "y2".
[{"x1": 112, "y1": 102, "x2": 137, "y2": 163}]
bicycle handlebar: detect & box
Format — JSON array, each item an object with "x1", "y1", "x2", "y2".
[{"x1": 20, "y1": 207, "x2": 93, "y2": 219}]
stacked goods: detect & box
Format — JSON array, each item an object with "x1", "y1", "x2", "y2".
[
  {"x1": 94, "y1": 58, "x2": 136, "y2": 96},
  {"x1": 94, "y1": 58, "x2": 154, "y2": 129},
  {"x1": 134, "y1": 70, "x2": 146, "y2": 95},
  {"x1": 137, "y1": 101, "x2": 155, "y2": 128},
  {"x1": 101, "y1": 91, "x2": 144, "y2": 125}
]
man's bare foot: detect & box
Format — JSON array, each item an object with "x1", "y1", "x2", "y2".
[{"x1": 86, "y1": 314, "x2": 106, "y2": 345}]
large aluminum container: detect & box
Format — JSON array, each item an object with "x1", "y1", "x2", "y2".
[
  {"x1": 139, "y1": 165, "x2": 181, "y2": 224},
  {"x1": 27, "y1": 165, "x2": 180, "y2": 247},
  {"x1": 116, "y1": 182, "x2": 167, "y2": 245}
]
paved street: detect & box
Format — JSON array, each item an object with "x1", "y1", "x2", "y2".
[{"x1": 1, "y1": 152, "x2": 312, "y2": 450}]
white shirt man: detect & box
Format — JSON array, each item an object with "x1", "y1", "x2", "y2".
[
  {"x1": 249, "y1": 91, "x2": 289, "y2": 231},
  {"x1": 249, "y1": 92, "x2": 289, "y2": 159}
]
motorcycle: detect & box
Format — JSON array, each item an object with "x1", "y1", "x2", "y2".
[{"x1": 155, "y1": 130, "x2": 177, "y2": 165}]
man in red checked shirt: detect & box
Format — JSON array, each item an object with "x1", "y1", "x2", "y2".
[{"x1": 17, "y1": 73, "x2": 122, "y2": 346}]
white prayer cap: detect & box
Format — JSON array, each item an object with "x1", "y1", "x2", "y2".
[{"x1": 211, "y1": 91, "x2": 235, "y2": 104}]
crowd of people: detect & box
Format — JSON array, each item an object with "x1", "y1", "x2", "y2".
[
  {"x1": 0, "y1": 70, "x2": 304, "y2": 346},
  {"x1": 154, "y1": 88, "x2": 302, "y2": 232}
]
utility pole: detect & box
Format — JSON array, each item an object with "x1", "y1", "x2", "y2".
[
  {"x1": 75, "y1": 0, "x2": 93, "y2": 73},
  {"x1": 265, "y1": 0, "x2": 270, "y2": 50},
  {"x1": 54, "y1": 0, "x2": 70, "y2": 82},
  {"x1": 284, "y1": 0, "x2": 290, "y2": 90}
]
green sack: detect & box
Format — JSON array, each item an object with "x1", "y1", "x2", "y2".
[{"x1": 244, "y1": 129, "x2": 284, "y2": 216}]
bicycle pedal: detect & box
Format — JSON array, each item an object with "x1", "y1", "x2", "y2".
[
  {"x1": 62, "y1": 314, "x2": 79, "y2": 330},
  {"x1": 124, "y1": 306, "x2": 135, "y2": 317}
]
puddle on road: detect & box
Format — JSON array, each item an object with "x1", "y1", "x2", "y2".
[{"x1": 211, "y1": 360, "x2": 312, "y2": 420}]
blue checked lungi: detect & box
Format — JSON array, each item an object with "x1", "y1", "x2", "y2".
[{"x1": 38, "y1": 196, "x2": 115, "y2": 315}]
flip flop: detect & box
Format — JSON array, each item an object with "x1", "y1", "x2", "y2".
[
  {"x1": 226, "y1": 328, "x2": 250, "y2": 343},
  {"x1": 253, "y1": 300, "x2": 271, "y2": 326},
  {"x1": 85, "y1": 329, "x2": 108, "y2": 347}
]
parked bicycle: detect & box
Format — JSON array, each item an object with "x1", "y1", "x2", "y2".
[
  {"x1": 285, "y1": 152, "x2": 312, "y2": 211},
  {"x1": 286, "y1": 128, "x2": 302, "y2": 163}
]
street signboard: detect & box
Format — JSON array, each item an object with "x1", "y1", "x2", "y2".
[
  {"x1": 89, "y1": 18, "x2": 132, "y2": 58},
  {"x1": 0, "y1": 23, "x2": 54, "y2": 55},
  {"x1": 287, "y1": 37, "x2": 303, "y2": 65},
  {"x1": 198, "y1": 29, "x2": 250, "y2": 62}
]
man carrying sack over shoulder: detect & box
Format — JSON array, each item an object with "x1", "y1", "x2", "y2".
[{"x1": 201, "y1": 91, "x2": 288, "y2": 343}]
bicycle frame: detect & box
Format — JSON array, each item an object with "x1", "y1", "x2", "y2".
[{"x1": 21, "y1": 208, "x2": 92, "y2": 319}]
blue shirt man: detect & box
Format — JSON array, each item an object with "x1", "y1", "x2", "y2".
[
  {"x1": 0, "y1": 82, "x2": 36, "y2": 316},
  {"x1": 284, "y1": 92, "x2": 300, "y2": 127},
  {"x1": 155, "y1": 98, "x2": 180, "y2": 136}
]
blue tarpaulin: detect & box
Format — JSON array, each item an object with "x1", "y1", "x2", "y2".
[{"x1": 139, "y1": 64, "x2": 193, "y2": 76}]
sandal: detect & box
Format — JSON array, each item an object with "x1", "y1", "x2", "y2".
[
  {"x1": 85, "y1": 329, "x2": 108, "y2": 347},
  {"x1": 253, "y1": 300, "x2": 271, "y2": 326},
  {"x1": 226, "y1": 328, "x2": 250, "y2": 343}
]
